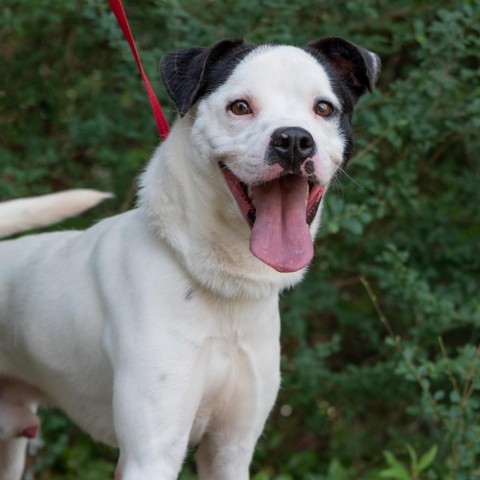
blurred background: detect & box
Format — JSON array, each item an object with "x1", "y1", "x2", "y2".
[{"x1": 1, "y1": 0, "x2": 479, "y2": 478}]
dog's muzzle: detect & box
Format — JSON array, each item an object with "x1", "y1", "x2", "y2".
[
  {"x1": 268, "y1": 127, "x2": 316, "y2": 174},
  {"x1": 221, "y1": 125, "x2": 325, "y2": 273}
]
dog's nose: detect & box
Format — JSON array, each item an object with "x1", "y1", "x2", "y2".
[{"x1": 269, "y1": 127, "x2": 316, "y2": 172}]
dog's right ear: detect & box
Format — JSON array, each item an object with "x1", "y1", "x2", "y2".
[{"x1": 160, "y1": 39, "x2": 247, "y2": 116}]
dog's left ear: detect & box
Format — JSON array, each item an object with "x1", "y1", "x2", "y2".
[
  {"x1": 160, "y1": 39, "x2": 249, "y2": 116},
  {"x1": 308, "y1": 36, "x2": 381, "y2": 99}
]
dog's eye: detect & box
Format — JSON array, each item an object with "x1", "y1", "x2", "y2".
[
  {"x1": 314, "y1": 101, "x2": 334, "y2": 117},
  {"x1": 229, "y1": 100, "x2": 252, "y2": 116}
]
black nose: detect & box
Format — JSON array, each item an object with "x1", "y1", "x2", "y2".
[{"x1": 269, "y1": 127, "x2": 316, "y2": 172}]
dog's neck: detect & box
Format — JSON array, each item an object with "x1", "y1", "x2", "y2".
[{"x1": 138, "y1": 118, "x2": 306, "y2": 300}]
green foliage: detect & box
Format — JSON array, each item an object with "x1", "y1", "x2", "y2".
[
  {"x1": 31, "y1": 410, "x2": 116, "y2": 479},
  {"x1": 380, "y1": 445, "x2": 438, "y2": 480},
  {"x1": 1, "y1": 0, "x2": 479, "y2": 478}
]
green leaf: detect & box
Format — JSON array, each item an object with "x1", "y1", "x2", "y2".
[
  {"x1": 327, "y1": 458, "x2": 351, "y2": 479},
  {"x1": 415, "y1": 445, "x2": 438, "y2": 473},
  {"x1": 379, "y1": 468, "x2": 411, "y2": 480},
  {"x1": 406, "y1": 444, "x2": 418, "y2": 469},
  {"x1": 380, "y1": 451, "x2": 411, "y2": 480}
]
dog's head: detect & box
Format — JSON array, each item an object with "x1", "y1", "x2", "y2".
[{"x1": 160, "y1": 38, "x2": 380, "y2": 274}]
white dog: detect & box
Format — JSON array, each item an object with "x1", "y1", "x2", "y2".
[{"x1": 0, "y1": 37, "x2": 380, "y2": 480}]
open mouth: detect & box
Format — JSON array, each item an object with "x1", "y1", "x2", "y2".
[{"x1": 220, "y1": 163, "x2": 325, "y2": 273}]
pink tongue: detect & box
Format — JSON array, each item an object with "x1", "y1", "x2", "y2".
[{"x1": 250, "y1": 176, "x2": 313, "y2": 272}]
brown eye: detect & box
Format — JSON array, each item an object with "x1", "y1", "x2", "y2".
[
  {"x1": 229, "y1": 100, "x2": 252, "y2": 116},
  {"x1": 314, "y1": 101, "x2": 334, "y2": 117}
]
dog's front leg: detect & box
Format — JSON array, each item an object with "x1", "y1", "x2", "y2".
[
  {"x1": 195, "y1": 427, "x2": 262, "y2": 480},
  {"x1": 111, "y1": 347, "x2": 202, "y2": 480},
  {"x1": 195, "y1": 336, "x2": 281, "y2": 480}
]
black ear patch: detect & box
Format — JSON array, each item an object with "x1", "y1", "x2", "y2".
[
  {"x1": 307, "y1": 36, "x2": 381, "y2": 100},
  {"x1": 160, "y1": 39, "x2": 255, "y2": 116}
]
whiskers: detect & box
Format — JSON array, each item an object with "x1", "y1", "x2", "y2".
[{"x1": 332, "y1": 166, "x2": 372, "y2": 194}]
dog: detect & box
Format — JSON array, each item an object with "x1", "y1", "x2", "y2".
[{"x1": 0, "y1": 37, "x2": 380, "y2": 479}]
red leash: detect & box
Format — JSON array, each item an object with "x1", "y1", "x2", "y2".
[{"x1": 109, "y1": 0, "x2": 170, "y2": 139}]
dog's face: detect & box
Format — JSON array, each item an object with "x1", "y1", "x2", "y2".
[{"x1": 160, "y1": 38, "x2": 380, "y2": 274}]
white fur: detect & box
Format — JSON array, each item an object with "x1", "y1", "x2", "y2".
[
  {"x1": 0, "y1": 46, "x2": 346, "y2": 479},
  {"x1": 0, "y1": 189, "x2": 112, "y2": 238}
]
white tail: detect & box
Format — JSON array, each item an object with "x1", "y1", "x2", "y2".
[{"x1": 0, "y1": 189, "x2": 112, "y2": 238}]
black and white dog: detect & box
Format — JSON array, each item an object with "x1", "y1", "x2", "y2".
[{"x1": 0, "y1": 37, "x2": 379, "y2": 479}]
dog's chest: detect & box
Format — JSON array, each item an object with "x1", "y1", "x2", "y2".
[
  {"x1": 189, "y1": 342, "x2": 249, "y2": 444},
  {"x1": 185, "y1": 293, "x2": 281, "y2": 444}
]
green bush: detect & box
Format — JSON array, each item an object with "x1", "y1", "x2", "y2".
[{"x1": 1, "y1": 0, "x2": 479, "y2": 478}]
